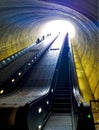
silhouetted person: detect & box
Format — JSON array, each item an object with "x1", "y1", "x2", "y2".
[{"x1": 36, "y1": 38, "x2": 40, "y2": 44}]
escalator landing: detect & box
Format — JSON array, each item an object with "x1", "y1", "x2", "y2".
[{"x1": 43, "y1": 113, "x2": 72, "y2": 130}]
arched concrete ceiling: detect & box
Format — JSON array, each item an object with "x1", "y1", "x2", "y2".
[
  {"x1": 41, "y1": 0, "x2": 98, "y2": 26},
  {"x1": 0, "y1": 0, "x2": 98, "y2": 25},
  {"x1": 0, "y1": 0, "x2": 98, "y2": 104}
]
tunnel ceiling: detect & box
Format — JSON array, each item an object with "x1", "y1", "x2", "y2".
[
  {"x1": 0, "y1": 0, "x2": 98, "y2": 26},
  {"x1": 40, "y1": 0, "x2": 98, "y2": 26}
]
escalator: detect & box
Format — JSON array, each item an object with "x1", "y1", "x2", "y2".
[
  {"x1": 43, "y1": 33, "x2": 95, "y2": 130},
  {"x1": 39, "y1": 32, "x2": 95, "y2": 130},
  {"x1": 43, "y1": 34, "x2": 73, "y2": 130},
  {"x1": 52, "y1": 34, "x2": 71, "y2": 113}
]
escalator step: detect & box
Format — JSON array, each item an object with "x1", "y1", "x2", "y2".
[
  {"x1": 55, "y1": 89, "x2": 70, "y2": 91},
  {"x1": 54, "y1": 98, "x2": 71, "y2": 102},
  {"x1": 52, "y1": 108, "x2": 71, "y2": 113},
  {"x1": 53, "y1": 103, "x2": 71, "y2": 108},
  {"x1": 55, "y1": 94, "x2": 70, "y2": 97},
  {"x1": 55, "y1": 93, "x2": 70, "y2": 97},
  {"x1": 55, "y1": 91, "x2": 70, "y2": 95},
  {"x1": 56, "y1": 87, "x2": 70, "y2": 89}
]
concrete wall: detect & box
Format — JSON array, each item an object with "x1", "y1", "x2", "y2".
[
  {"x1": 71, "y1": 20, "x2": 98, "y2": 104},
  {"x1": 0, "y1": 22, "x2": 46, "y2": 60}
]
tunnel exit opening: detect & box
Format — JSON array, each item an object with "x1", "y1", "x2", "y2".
[{"x1": 41, "y1": 20, "x2": 76, "y2": 39}]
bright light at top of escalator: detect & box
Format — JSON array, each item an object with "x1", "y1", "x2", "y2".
[{"x1": 42, "y1": 20, "x2": 75, "y2": 38}]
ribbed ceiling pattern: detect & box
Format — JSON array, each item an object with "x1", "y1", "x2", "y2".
[
  {"x1": 41, "y1": 0, "x2": 98, "y2": 26},
  {"x1": 0, "y1": 0, "x2": 98, "y2": 26}
]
